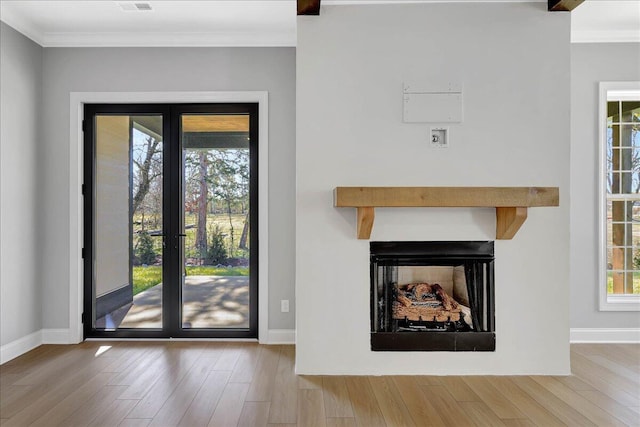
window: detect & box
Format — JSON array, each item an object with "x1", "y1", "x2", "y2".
[{"x1": 600, "y1": 82, "x2": 640, "y2": 311}]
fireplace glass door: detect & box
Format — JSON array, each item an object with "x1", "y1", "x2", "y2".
[{"x1": 371, "y1": 241, "x2": 495, "y2": 351}]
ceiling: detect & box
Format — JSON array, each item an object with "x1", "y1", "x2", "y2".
[
  {"x1": 0, "y1": 0, "x2": 297, "y2": 46},
  {"x1": 571, "y1": 0, "x2": 640, "y2": 42},
  {"x1": 0, "y1": 0, "x2": 637, "y2": 47}
]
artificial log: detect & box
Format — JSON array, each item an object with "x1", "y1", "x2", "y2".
[{"x1": 393, "y1": 283, "x2": 461, "y2": 322}]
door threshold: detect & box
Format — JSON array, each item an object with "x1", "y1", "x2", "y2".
[{"x1": 84, "y1": 337, "x2": 259, "y2": 342}]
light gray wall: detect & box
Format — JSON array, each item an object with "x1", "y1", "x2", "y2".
[
  {"x1": 0, "y1": 22, "x2": 43, "y2": 346},
  {"x1": 570, "y1": 42, "x2": 640, "y2": 329},
  {"x1": 297, "y1": 2, "x2": 571, "y2": 374},
  {"x1": 6, "y1": 17, "x2": 635, "y2": 347},
  {"x1": 41, "y1": 47, "x2": 296, "y2": 330}
]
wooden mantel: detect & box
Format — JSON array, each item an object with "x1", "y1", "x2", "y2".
[{"x1": 334, "y1": 187, "x2": 559, "y2": 240}]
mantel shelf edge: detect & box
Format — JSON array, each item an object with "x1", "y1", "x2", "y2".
[{"x1": 334, "y1": 186, "x2": 559, "y2": 240}]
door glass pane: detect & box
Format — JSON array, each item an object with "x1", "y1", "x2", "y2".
[
  {"x1": 181, "y1": 114, "x2": 250, "y2": 329},
  {"x1": 94, "y1": 115, "x2": 163, "y2": 329}
]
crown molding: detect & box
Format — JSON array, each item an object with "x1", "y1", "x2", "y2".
[
  {"x1": 0, "y1": 23, "x2": 296, "y2": 48},
  {"x1": 0, "y1": 21, "x2": 296, "y2": 47},
  {"x1": 572, "y1": 30, "x2": 640, "y2": 44},
  {"x1": 0, "y1": 4, "x2": 296, "y2": 48},
  {"x1": 38, "y1": 31, "x2": 296, "y2": 48},
  {"x1": 0, "y1": 12, "x2": 45, "y2": 46},
  {"x1": 3, "y1": 0, "x2": 634, "y2": 47}
]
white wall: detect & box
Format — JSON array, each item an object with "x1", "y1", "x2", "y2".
[
  {"x1": 0, "y1": 22, "x2": 43, "y2": 346},
  {"x1": 296, "y1": 3, "x2": 571, "y2": 374},
  {"x1": 41, "y1": 47, "x2": 296, "y2": 331},
  {"x1": 570, "y1": 42, "x2": 640, "y2": 329}
]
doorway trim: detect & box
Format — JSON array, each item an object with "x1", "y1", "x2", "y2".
[{"x1": 69, "y1": 91, "x2": 269, "y2": 343}]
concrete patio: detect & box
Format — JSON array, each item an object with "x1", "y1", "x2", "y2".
[{"x1": 97, "y1": 275, "x2": 249, "y2": 329}]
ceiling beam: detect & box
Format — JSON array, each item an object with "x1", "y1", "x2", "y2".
[
  {"x1": 296, "y1": 0, "x2": 581, "y2": 15},
  {"x1": 298, "y1": 0, "x2": 320, "y2": 15},
  {"x1": 548, "y1": 0, "x2": 585, "y2": 11}
]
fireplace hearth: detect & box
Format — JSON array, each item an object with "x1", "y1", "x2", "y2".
[{"x1": 371, "y1": 241, "x2": 495, "y2": 351}]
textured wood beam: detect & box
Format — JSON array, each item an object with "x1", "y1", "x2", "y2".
[
  {"x1": 298, "y1": 0, "x2": 320, "y2": 15},
  {"x1": 335, "y1": 187, "x2": 557, "y2": 240},
  {"x1": 335, "y1": 187, "x2": 559, "y2": 208},
  {"x1": 548, "y1": 0, "x2": 585, "y2": 11}
]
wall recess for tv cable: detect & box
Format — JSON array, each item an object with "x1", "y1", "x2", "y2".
[{"x1": 403, "y1": 82, "x2": 463, "y2": 123}]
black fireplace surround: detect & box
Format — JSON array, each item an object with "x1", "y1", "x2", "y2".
[{"x1": 370, "y1": 241, "x2": 495, "y2": 351}]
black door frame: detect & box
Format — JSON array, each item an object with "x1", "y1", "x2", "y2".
[{"x1": 83, "y1": 103, "x2": 258, "y2": 339}]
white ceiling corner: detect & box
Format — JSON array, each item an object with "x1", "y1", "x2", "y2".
[
  {"x1": 571, "y1": 0, "x2": 640, "y2": 43},
  {"x1": 0, "y1": 0, "x2": 297, "y2": 47},
  {"x1": 0, "y1": 0, "x2": 637, "y2": 47}
]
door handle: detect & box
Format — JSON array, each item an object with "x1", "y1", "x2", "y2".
[{"x1": 173, "y1": 233, "x2": 187, "y2": 249}]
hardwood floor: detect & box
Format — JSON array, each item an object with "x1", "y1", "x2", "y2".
[{"x1": 1, "y1": 343, "x2": 638, "y2": 426}]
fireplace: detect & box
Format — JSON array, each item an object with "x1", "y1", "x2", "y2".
[{"x1": 370, "y1": 241, "x2": 495, "y2": 351}]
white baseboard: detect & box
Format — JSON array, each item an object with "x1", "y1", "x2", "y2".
[
  {"x1": 0, "y1": 330, "x2": 42, "y2": 364},
  {"x1": 0, "y1": 328, "x2": 73, "y2": 364},
  {"x1": 43, "y1": 329, "x2": 71, "y2": 344},
  {"x1": 570, "y1": 328, "x2": 640, "y2": 343},
  {"x1": 2, "y1": 327, "x2": 294, "y2": 362},
  {"x1": 267, "y1": 329, "x2": 295, "y2": 344}
]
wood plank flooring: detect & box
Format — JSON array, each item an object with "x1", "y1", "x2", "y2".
[{"x1": 1, "y1": 343, "x2": 638, "y2": 426}]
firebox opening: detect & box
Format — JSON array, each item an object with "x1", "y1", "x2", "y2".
[
  {"x1": 393, "y1": 266, "x2": 473, "y2": 332},
  {"x1": 371, "y1": 241, "x2": 495, "y2": 352}
]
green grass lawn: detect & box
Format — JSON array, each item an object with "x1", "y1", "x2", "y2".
[
  {"x1": 134, "y1": 213, "x2": 248, "y2": 258},
  {"x1": 132, "y1": 265, "x2": 249, "y2": 295}
]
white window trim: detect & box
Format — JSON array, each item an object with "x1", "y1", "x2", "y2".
[
  {"x1": 69, "y1": 91, "x2": 269, "y2": 342},
  {"x1": 598, "y1": 81, "x2": 640, "y2": 311}
]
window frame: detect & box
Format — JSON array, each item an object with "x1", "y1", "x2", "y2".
[{"x1": 599, "y1": 81, "x2": 640, "y2": 311}]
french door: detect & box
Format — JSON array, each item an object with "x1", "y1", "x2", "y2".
[{"x1": 83, "y1": 104, "x2": 258, "y2": 338}]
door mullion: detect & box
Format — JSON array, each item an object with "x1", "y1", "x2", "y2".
[{"x1": 165, "y1": 106, "x2": 180, "y2": 336}]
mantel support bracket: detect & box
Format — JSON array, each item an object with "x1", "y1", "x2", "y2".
[
  {"x1": 355, "y1": 206, "x2": 529, "y2": 240},
  {"x1": 357, "y1": 207, "x2": 375, "y2": 239},
  {"x1": 495, "y1": 207, "x2": 528, "y2": 240}
]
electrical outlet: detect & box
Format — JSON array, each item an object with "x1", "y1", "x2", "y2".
[
  {"x1": 430, "y1": 127, "x2": 449, "y2": 148},
  {"x1": 281, "y1": 299, "x2": 290, "y2": 313}
]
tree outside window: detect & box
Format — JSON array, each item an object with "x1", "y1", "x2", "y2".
[{"x1": 605, "y1": 97, "x2": 640, "y2": 298}]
